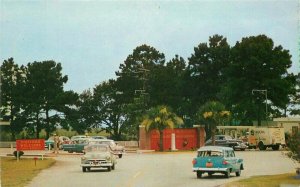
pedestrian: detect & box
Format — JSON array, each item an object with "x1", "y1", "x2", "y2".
[{"x1": 53, "y1": 133, "x2": 60, "y2": 154}]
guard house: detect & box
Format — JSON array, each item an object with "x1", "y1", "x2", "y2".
[
  {"x1": 139, "y1": 125, "x2": 206, "y2": 151},
  {"x1": 273, "y1": 117, "x2": 300, "y2": 135}
]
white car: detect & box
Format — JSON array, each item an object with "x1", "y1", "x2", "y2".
[
  {"x1": 87, "y1": 139, "x2": 125, "y2": 158},
  {"x1": 81, "y1": 144, "x2": 117, "y2": 172}
]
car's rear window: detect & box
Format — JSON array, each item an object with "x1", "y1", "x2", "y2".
[
  {"x1": 85, "y1": 146, "x2": 108, "y2": 152},
  {"x1": 197, "y1": 150, "x2": 223, "y2": 157}
]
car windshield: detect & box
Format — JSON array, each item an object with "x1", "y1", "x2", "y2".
[
  {"x1": 73, "y1": 139, "x2": 89, "y2": 144},
  {"x1": 198, "y1": 150, "x2": 223, "y2": 157},
  {"x1": 99, "y1": 141, "x2": 114, "y2": 146},
  {"x1": 85, "y1": 145, "x2": 108, "y2": 153}
]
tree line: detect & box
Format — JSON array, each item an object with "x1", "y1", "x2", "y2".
[{"x1": 1, "y1": 34, "x2": 299, "y2": 140}]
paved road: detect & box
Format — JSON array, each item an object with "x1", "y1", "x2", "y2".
[{"x1": 23, "y1": 150, "x2": 299, "y2": 187}]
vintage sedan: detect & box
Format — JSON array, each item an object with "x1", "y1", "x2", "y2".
[
  {"x1": 81, "y1": 144, "x2": 117, "y2": 172},
  {"x1": 88, "y1": 139, "x2": 125, "y2": 158},
  {"x1": 205, "y1": 135, "x2": 248, "y2": 151},
  {"x1": 63, "y1": 138, "x2": 90, "y2": 153},
  {"x1": 192, "y1": 146, "x2": 244, "y2": 178},
  {"x1": 45, "y1": 136, "x2": 70, "y2": 150}
]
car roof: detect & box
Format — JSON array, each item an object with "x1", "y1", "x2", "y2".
[
  {"x1": 197, "y1": 146, "x2": 234, "y2": 152},
  {"x1": 89, "y1": 139, "x2": 113, "y2": 142},
  {"x1": 85, "y1": 144, "x2": 109, "y2": 148},
  {"x1": 91, "y1": 136, "x2": 107, "y2": 139}
]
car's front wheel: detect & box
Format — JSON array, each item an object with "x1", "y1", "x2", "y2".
[
  {"x1": 272, "y1": 145, "x2": 280, "y2": 150},
  {"x1": 235, "y1": 170, "x2": 241, "y2": 177},
  {"x1": 82, "y1": 167, "x2": 87, "y2": 172},
  {"x1": 112, "y1": 163, "x2": 115, "y2": 170},
  {"x1": 118, "y1": 154, "x2": 122, "y2": 158},
  {"x1": 258, "y1": 142, "x2": 266, "y2": 150},
  {"x1": 225, "y1": 169, "x2": 230, "y2": 178},
  {"x1": 107, "y1": 166, "x2": 111, "y2": 172},
  {"x1": 196, "y1": 171, "x2": 202, "y2": 178}
]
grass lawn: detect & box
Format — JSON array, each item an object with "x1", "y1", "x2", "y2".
[
  {"x1": 225, "y1": 173, "x2": 300, "y2": 187},
  {"x1": 1, "y1": 156, "x2": 56, "y2": 187}
]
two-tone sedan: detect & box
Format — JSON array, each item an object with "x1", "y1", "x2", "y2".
[
  {"x1": 81, "y1": 144, "x2": 117, "y2": 172},
  {"x1": 192, "y1": 146, "x2": 244, "y2": 178}
]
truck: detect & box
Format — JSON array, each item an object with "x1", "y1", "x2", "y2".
[
  {"x1": 252, "y1": 127, "x2": 285, "y2": 150},
  {"x1": 217, "y1": 126, "x2": 285, "y2": 150}
]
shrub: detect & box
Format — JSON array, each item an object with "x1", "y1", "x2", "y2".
[
  {"x1": 13, "y1": 151, "x2": 24, "y2": 159},
  {"x1": 287, "y1": 132, "x2": 300, "y2": 162}
]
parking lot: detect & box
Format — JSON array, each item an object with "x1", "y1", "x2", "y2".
[{"x1": 13, "y1": 149, "x2": 298, "y2": 187}]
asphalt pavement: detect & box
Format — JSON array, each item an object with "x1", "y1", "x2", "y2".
[{"x1": 10, "y1": 149, "x2": 297, "y2": 187}]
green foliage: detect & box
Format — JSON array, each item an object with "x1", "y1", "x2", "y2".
[
  {"x1": 223, "y1": 35, "x2": 296, "y2": 125},
  {"x1": 2, "y1": 34, "x2": 298, "y2": 141},
  {"x1": 185, "y1": 35, "x2": 230, "y2": 113},
  {"x1": 141, "y1": 105, "x2": 183, "y2": 151},
  {"x1": 289, "y1": 73, "x2": 300, "y2": 116},
  {"x1": 13, "y1": 151, "x2": 24, "y2": 158},
  {"x1": 1, "y1": 58, "x2": 27, "y2": 140},
  {"x1": 22, "y1": 61, "x2": 78, "y2": 139},
  {"x1": 287, "y1": 132, "x2": 300, "y2": 162},
  {"x1": 196, "y1": 101, "x2": 230, "y2": 144}
]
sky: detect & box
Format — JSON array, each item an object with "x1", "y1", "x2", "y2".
[{"x1": 1, "y1": 0, "x2": 299, "y2": 93}]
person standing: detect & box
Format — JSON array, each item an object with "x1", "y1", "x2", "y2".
[{"x1": 53, "y1": 134, "x2": 60, "y2": 154}]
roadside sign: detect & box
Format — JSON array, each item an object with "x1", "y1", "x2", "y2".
[{"x1": 16, "y1": 139, "x2": 45, "y2": 151}]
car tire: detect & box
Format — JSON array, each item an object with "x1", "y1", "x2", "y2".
[
  {"x1": 196, "y1": 171, "x2": 202, "y2": 178},
  {"x1": 225, "y1": 169, "x2": 230, "y2": 178},
  {"x1": 272, "y1": 145, "x2": 280, "y2": 150},
  {"x1": 107, "y1": 166, "x2": 111, "y2": 172},
  {"x1": 258, "y1": 142, "x2": 266, "y2": 150},
  {"x1": 118, "y1": 154, "x2": 122, "y2": 158},
  {"x1": 87, "y1": 167, "x2": 91, "y2": 171},
  {"x1": 112, "y1": 164, "x2": 115, "y2": 170},
  {"x1": 235, "y1": 170, "x2": 241, "y2": 177},
  {"x1": 82, "y1": 167, "x2": 87, "y2": 172},
  {"x1": 208, "y1": 172, "x2": 213, "y2": 177}
]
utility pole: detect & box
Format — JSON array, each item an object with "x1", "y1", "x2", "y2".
[
  {"x1": 134, "y1": 67, "x2": 150, "y2": 109},
  {"x1": 252, "y1": 89, "x2": 268, "y2": 124}
]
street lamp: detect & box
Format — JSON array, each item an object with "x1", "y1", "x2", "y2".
[{"x1": 252, "y1": 89, "x2": 268, "y2": 119}]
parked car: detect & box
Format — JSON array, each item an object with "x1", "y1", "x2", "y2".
[
  {"x1": 45, "y1": 136, "x2": 70, "y2": 150},
  {"x1": 192, "y1": 146, "x2": 244, "y2": 178},
  {"x1": 87, "y1": 139, "x2": 125, "y2": 158},
  {"x1": 91, "y1": 136, "x2": 107, "y2": 139},
  {"x1": 81, "y1": 144, "x2": 117, "y2": 172},
  {"x1": 63, "y1": 138, "x2": 90, "y2": 153},
  {"x1": 205, "y1": 135, "x2": 248, "y2": 151},
  {"x1": 71, "y1": 135, "x2": 88, "y2": 140}
]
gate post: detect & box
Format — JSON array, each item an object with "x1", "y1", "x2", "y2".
[
  {"x1": 171, "y1": 133, "x2": 177, "y2": 151},
  {"x1": 139, "y1": 125, "x2": 150, "y2": 150},
  {"x1": 194, "y1": 125, "x2": 206, "y2": 148}
]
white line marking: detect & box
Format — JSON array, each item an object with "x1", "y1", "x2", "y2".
[{"x1": 133, "y1": 171, "x2": 142, "y2": 178}]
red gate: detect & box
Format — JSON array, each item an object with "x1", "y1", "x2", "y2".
[{"x1": 150, "y1": 128, "x2": 197, "y2": 151}]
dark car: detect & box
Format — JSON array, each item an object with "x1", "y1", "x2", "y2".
[{"x1": 205, "y1": 135, "x2": 248, "y2": 151}]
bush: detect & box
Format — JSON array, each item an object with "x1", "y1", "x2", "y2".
[
  {"x1": 287, "y1": 132, "x2": 300, "y2": 162},
  {"x1": 13, "y1": 151, "x2": 24, "y2": 159}
]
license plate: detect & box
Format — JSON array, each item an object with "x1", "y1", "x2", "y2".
[{"x1": 206, "y1": 162, "x2": 213, "y2": 168}]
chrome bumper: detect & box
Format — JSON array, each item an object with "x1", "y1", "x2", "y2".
[
  {"x1": 81, "y1": 161, "x2": 113, "y2": 167},
  {"x1": 193, "y1": 167, "x2": 227, "y2": 172}
]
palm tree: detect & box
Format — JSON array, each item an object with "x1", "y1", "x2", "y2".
[
  {"x1": 197, "y1": 101, "x2": 230, "y2": 145},
  {"x1": 141, "y1": 105, "x2": 183, "y2": 151}
]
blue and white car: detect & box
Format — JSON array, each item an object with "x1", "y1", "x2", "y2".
[{"x1": 192, "y1": 146, "x2": 244, "y2": 178}]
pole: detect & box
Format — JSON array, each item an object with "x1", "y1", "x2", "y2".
[{"x1": 252, "y1": 89, "x2": 268, "y2": 120}]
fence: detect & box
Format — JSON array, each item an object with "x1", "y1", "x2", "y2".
[{"x1": 0, "y1": 141, "x2": 139, "y2": 148}]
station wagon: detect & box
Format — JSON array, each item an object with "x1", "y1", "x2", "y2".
[{"x1": 192, "y1": 146, "x2": 244, "y2": 178}]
